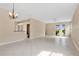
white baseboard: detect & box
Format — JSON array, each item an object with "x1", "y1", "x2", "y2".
[
  {"x1": 30, "y1": 35, "x2": 45, "y2": 40},
  {"x1": 0, "y1": 36, "x2": 45, "y2": 46},
  {"x1": 0, "y1": 38, "x2": 25, "y2": 46},
  {"x1": 72, "y1": 39, "x2": 79, "y2": 52}
]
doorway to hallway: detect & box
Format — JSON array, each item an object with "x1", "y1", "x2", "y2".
[{"x1": 27, "y1": 24, "x2": 30, "y2": 38}]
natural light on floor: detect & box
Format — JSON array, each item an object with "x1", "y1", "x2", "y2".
[{"x1": 37, "y1": 51, "x2": 64, "y2": 56}]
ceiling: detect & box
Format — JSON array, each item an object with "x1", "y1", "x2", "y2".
[{"x1": 0, "y1": 3, "x2": 77, "y2": 23}]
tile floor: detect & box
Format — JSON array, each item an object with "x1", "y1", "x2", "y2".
[{"x1": 0, "y1": 36, "x2": 79, "y2": 56}]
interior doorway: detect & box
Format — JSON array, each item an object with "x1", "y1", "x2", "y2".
[
  {"x1": 27, "y1": 24, "x2": 30, "y2": 38},
  {"x1": 56, "y1": 24, "x2": 65, "y2": 36}
]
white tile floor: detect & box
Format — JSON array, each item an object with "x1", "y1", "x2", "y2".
[{"x1": 0, "y1": 36, "x2": 79, "y2": 56}]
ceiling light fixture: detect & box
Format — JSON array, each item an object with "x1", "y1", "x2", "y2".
[{"x1": 9, "y1": 3, "x2": 18, "y2": 19}]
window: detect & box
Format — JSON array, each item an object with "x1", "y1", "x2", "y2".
[
  {"x1": 56, "y1": 24, "x2": 65, "y2": 36},
  {"x1": 15, "y1": 24, "x2": 24, "y2": 32}
]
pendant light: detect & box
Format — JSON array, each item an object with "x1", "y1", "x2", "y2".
[{"x1": 9, "y1": 3, "x2": 18, "y2": 19}]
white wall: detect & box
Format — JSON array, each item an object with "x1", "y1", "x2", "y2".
[
  {"x1": 0, "y1": 8, "x2": 26, "y2": 44},
  {"x1": 71, "y1": 4, "x2": 79, "y2": 52},
  {"x1": 46, "y1": 22, "x2": 71, "y2": 36},
  {"x1": 16, "y1": 20, "x2": 30, "y2": 38},
  {"x1": 30, "y1": 18, "x2": 45, "y2": 39},
  {"x1": 16, "y1": 18, "x2": 45, "y2": 39}
]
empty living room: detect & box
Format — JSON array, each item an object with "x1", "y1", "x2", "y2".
[{"x1": 0, "y1": 0, "x2": 79, "y2": 58}]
